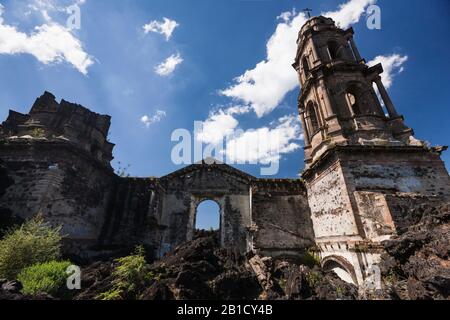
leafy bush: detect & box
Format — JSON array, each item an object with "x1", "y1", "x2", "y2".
[
  {"x1": 18, "y1": 260, "x2": 72, "y2": 298},
  {"x1": 97, "y1": 246, "x2": 154, "y2": 300},
  {"x1": 31, "y1": 128, "x2": 46, "y2": 138},
  {"x1": 0, "y1": 217, "x2": 62, "y2": 279},
  {"x1": 299, "y1": 249, "x2": 321, "y2": 267},
  {"x1": 306, "y1": 271, "x2": 323, "y2": 288}
]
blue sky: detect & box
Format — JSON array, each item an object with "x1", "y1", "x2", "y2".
[{"x1": 1, "y1": 0, "x2": 449, "y2": 183}]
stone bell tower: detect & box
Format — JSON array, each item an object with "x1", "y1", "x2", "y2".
[{"x1": 293, "y1": 16, "x2": 450, "y2": 285}]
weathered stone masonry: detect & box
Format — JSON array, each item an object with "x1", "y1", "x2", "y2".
[
  {"x1": 293, "y1": 16, "x2": 450, "y2": 284},
  {"x1": 0, "y1": 16, "x2": 449, "y2": 286},
  {"x1": 0, "y1": 92, "x2": 315, "y2": 261}
]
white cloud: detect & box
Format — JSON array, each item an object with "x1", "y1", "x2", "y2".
[
  {"x1": 140, "y1": 110, "x2": 167, "y2": 128},
  {"x1": 154, "y1": 53, "x2": 183, "y2": 76},
  {"x1": 225, "y1": 115, "x2": 303, "y2": 164},
  {"x1": 221, "y1": 0, "x2": 376, "y2": 118},
  {"x1": 143, "y1": 17, "x2": 179, "y2": 41},
  {"x1": 324, "y1": 0, "x2": 376, "y2": 29},
  {"x1": 26, "y1": 0, "x2": 86, "y2": 23},
  {"x1": 220, "y1": 11, "x2": 307, "y2": 118},
  {"x1": 195, "y1": 106, "x2": 250, "y2": 145},
  {"x1": 367, "y1": 53, "x2": 408, "y2": 88},
  {"x1": 0, "y1": 2, "x2": 93, "y2": 75}
]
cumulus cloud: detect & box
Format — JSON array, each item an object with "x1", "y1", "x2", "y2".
[
  {"x1": 195, "y1": 105, "x2": 251, "y2": 145},
  {"x1": 367, "y1": 53, "x2": 408, "y2": 88},
  {"x1": 143, "y1": 17, "x2": 179, "y2": 41},
  {"x1": 154, "y1": 53, "x2": 183, "y2": 76},
  {"x1": 225, "y1": 115, "x2": 303, "y2": 164},
  {"x1": 0, "y1": 1, "x2": 93, "y2": 75},
  {"x1": 221, "y1": 0, "x2": 376, "y2": 118},
  {"x1": 324, "y1": 0, "x2": 376, "y2": 29},
  {"x1": 140, "y1": 110, "x2": 167, "y2": 128}
]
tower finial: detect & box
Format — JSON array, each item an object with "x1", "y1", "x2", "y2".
[{"x1": 302, "y1": 8, "x2": 312, "y2": 19}]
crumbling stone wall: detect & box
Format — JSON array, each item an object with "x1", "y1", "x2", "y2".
[
  {"x1": 341, "y1": 147, "x2": 450, "y2": 196},
  {"x1": 157, "y1": 163, "x2": 254, "y2": 255},
  {"x1": 0, "y1": 92, "x2": 116, "y2": 255},
  {"x1": 2, "y1": 90, "x2": 448, "y2": 288},
  {"x1": 98, "y1": 177, "x2": 164, "y2": 254},
  {"x1": 0, "y1": 93, "x2": 316, "y2": 260},
  {"x1": 252, "y1": 179, "x2": 315, "y2": 257},
  {"x1": 305, "y1": 157, "x2": 360, "y2": 240},
  {"x1": 0, "y1": 141, "x2": 115, "y2": 246},
  {"x1": 303, "y1": 145, "x2": 450, "y2": 285}
]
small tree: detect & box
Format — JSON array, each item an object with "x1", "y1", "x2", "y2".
[
  {"x1": 0, "y1": 216, "x2": 62, "y2": 279},
  {"x1": 97, "y1": 246, "x2": 154, "y2": 300}
]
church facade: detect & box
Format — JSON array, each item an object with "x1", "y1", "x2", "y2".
[{"x1": 1, "y1": 16, "x2": 449, "y2": 286}]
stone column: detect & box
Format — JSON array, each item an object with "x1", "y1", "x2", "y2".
[
  {"x1": 300, "y1": 111, "x2": 311, "y2": 146},
  {"x1": 375, "y1": 77, "x2": 399, "y2": 118},
  {"x1": 349, "y1": 37, "x2": 362, "y2": 62}
]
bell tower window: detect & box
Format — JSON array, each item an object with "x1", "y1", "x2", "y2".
[
  {"x1": 306, "y1": 102, "x2": 319, "y2": 134},
  {"x1": 327, "y1": 41, "x2": 340, "y2": 60},
  {"x1": 346, "y1": 92, "x2": 361, "y2": 116},
  {"x1": 346, "y1": 84, "x2": 364, "y2": 116},
  {"x1": 302, "y1": 56, "x2": 310, "y2": 76},
  {"x1": 327, "y1": 40, "x2": 352, "y2": 61}
]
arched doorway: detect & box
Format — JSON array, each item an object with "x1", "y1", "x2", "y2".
[
  {"x1": 195, "y1": 200, "x2": 221, "y2": 231},
  {"x1": 322, "y1": 256, "x2": 358, "y2": 285}
]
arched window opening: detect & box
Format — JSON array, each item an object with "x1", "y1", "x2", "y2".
[
  {"x1": 195, "y1": 200, "x2": 220, "y2": 231},
  {"x1": 346, "y1": 92, "x2": 361, "y2": 116},
  {"x1": 346, "y1": 84, "x2": 364, "y2": 116},
  {"x1": 306, "y1": 102, "x2": 319, "y2": 134},
  {"x1": 327, "y1": 40, "x2": 344, "y2": 60},
  {"x1": 302, "y1": 56, "x2": 310, "y2": 76}
]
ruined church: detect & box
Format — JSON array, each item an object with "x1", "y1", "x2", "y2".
[{"x1": 0, "y1": 16, "x2": 449, "y2": 286}]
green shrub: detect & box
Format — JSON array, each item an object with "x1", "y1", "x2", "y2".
[
  {"x1": 31, "y1": 128, "x2": 46, "y2": 138},
  {"x1": 0, "y1": 217, "x2": 62, "y2": 279},
  {"x1": 18, "y1": 260, "x2": 72, "y2": 298},
  {"x1": 97, "y1": 246, "x2": 154, "y2": 300},
  {"x1": 306, "y1": 271, "x2": 323, "y2": 288},
  {"x1": 299, "y1": 250, "x2": 321, "y2": 267}
]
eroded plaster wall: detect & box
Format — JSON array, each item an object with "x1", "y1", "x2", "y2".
[
  {"x1": 306, "y1": 159, "x2": 360, "y2": 241},
  {"x1": 341, "y1": 148, "x2": 450, "y2": 196}
]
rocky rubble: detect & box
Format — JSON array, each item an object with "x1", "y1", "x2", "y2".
[
  {"x1": 74, "y1": 231, "x2": 357, "y2": 300},
  {"x1": 379, "y1": 202, "x2": 450, "y2": 300},
  {"x1": 0, "y1": 279, "x2": 53, "y2": 300},
  {"x1": 2, "y1": 200, "x2": 449, "y2": 300},
  {"x1": 70, "y1": 200, "x2": 450, "y2": 300}
]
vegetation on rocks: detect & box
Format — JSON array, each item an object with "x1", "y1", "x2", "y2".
[
  {"x1": 96, "y1": 246, "x2": 155, "y2": 300},
  {"x1": 1, "y1": 201, "x2": 449, "y2": 300},
  {"x1": 18, "y1": 260, "x2": 72, "y2": 298},
  {"x1": 0, "y1": 217, "x2": 62, "y2": 279}
]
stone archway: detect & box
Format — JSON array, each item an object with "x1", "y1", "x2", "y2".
[
  {"x1": 188, "y1": 196, "x2": 226, "y2": 246},
  {"x1": 194, "y1": 199, "x2": 221, "y2": 231},
  {"x1": 159, "y1": 162, "x2": 254, "y2": 255},
  {"x1": 322, "y1": 255, "x2": 358, "y2": 285}
]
